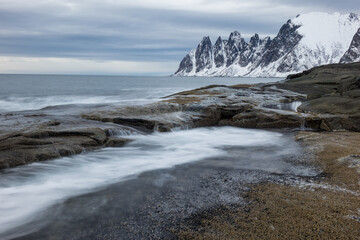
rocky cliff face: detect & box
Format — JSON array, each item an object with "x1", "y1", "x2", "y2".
[
  {"x1": 340, "y1": 28, "x2": 360, "y2": 63},
  {"x1": 174, "y1": 12, "x2": 360, "y2": 77}
]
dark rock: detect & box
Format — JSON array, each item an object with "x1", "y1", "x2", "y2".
[
  {"x1": 47, "y1": 120, "x2": 61, "y2": 126},
  {"x1": 192, "y1": 108, "x2": 222, "y2": 128},
  {"x1": 280, "y1": 62, "x2": 360, "y2": 97},
  {"x1": 195, "y1": 36, "x2": 213, "y2": 72},
  {"x1": 304, "y1": 115, "x2": 360, "y2": 132},
  {"x1": 174, "y1": 53, "x2": 193, "y2": 75},
  {"x1": 250, "y1": 33, "x2": 260, "y2": 47},
  {"x1": 337, "y1": 76, "x2": 360, "y2": 94},
  {"x1": 155, "y1": 123, "x2": 172, "y2": 132},
  {"x1": 0, "y1": 128, "x2": 111, "y2": 169},
  {"x1": 214, "y1": 37, "x2": 225, "y2": 67},
  {"x1": 299, "y1": 97, "x2": 360, "y2": 115},
  {"x1": 277, "y1": 62, "x2": 360, "y2": 131},
  {"x1": 105, "y1": 137, "x2": 131, "y2": 147},
  {"x1": 113, "y1": 117, "x2": 155, "y2": 130},
  {"x1": 219, "y1": 110, "x2": 302, "y2": 129},
  {"x1": 220, "y1": 105, "x2": 253, "y2": 119}
]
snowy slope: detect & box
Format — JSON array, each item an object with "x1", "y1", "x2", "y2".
[
  {"x1": 174, "y1": 12, "x2": 360, "y2": 77},
  {"x1": 294, "y1": 12, "x2": 358, "y2": 59},
  {"x1": 340, "y1": 27, "x2": 360, "y2": 63}
]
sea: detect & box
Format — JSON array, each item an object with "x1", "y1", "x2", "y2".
[
  {"x1": 0, "y1": 75, "x2": 318, "y2": 239},
  {"x1": 0, "y1": 74, "x2": 279, "y2": 112}
]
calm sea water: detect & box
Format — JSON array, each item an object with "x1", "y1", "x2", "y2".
[
  {"x1": 0, "y1": 74, "x2": 279, "y2": 112},
  {"x1": 0, "y1": 75, "x2": 318, "y2": 239}
]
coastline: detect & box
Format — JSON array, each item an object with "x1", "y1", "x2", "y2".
[
  {"x1": 0, "y1": 62, "x2": 359, "y2": 239},
  {"x1": 7, "y1": 130, "x2": 360, "y2": 239},
  {"x1": 4, "y1": 129, "x2": 315, "y2": 239}
]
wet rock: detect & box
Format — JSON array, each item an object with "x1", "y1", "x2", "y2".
[
  {"x1": 277, "y1": 62, "x2": 360, "y2": 131},
  {"x1": 219, "y1": 109, "x2": 302, "y2": 129},
  {"x1": 220, "y1": 104, "x2": 253, "y2": 119},
  {"x1": 81, "y1": 103, "x2": 190, "y2": 133},
  {"x1": 320, "y1": 120, "x2": 332, "y2": 132},
  {"x1": 299, "y1": 96, "x2": 360, "y2": 115},
  {"x1": 112, "y1": 117, "x2": 155, "y2": 130},
  {"x1": 105, "y1": 137, "x2": 131, "y2": 147},
  {"x1": 304, "y1": 115, "x2": 360, "y2": 132},
  {"x1": 0, "y1": 128, "x2": 116, "y2": 169},
  {"x1": 338, "y1": 76, "x2": 360, "y2": 95},
  {"x1": 46, "y1": 120, "x2": 61, "y2": 126},
  {"x1": 281, "y1": 62, "x2": 360, "y2": 97}
]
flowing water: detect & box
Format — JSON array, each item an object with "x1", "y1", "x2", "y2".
[{"x1": 0, "y1": 75, "x2": 317, "y2": 239}]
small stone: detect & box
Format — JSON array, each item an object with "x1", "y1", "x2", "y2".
[
  {"x1": 47, "y1": 120, "x2": 61, "y2": 126},
  {"x1": 320, "y1": 120, "x2": 331, "y2": 132}
]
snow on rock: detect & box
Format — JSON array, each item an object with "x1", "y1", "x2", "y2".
[
  {"x1": 174, "y1": 12, "x2": 360, "y2": 77},
  {"x1": 340, "y1": 28, "x2": 360, "y2": 63}
]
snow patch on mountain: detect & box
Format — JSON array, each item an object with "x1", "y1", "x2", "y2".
[{"x1": 292, "y1": 12, "x2": 359, "y2": 63}]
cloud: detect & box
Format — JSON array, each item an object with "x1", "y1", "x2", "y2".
[{"x1": 0, "y1": 0, "x2": 358, "y2": 74}]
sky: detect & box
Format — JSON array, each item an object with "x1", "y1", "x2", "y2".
[{"x1": 0, "y1": 0, "x2": 359, "y2": 75}]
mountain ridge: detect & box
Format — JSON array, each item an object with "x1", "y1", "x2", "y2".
[{"x1": 174, "y1": 12, "x2": 360, "y2": 77}]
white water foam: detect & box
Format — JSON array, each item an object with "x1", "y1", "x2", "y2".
[
  {"x1": 290, "y1": 101, "x2": 302, "y2": 112},
  {"x1": 263, "y1": 101, "x2": 302, "y2": 112},
  {"x1": 0, "y1": 96, "x2": 160, "y2": 112},
  {"x1": 106, "y1": 128, "x2": 142, "y2": 136},
  {"x1": 0, "y1": 127, "x2": 306, "y2": 238}
]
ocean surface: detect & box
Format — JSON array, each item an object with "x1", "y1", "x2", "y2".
[
  {"x1": 0, "y1": 74, "x2": 278, "y2": 112},
  {"x1": 0, "y1": 75, "x2": 317, "y2": 239}
]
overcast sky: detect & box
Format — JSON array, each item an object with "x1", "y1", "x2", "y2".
[{"x1": 0, "y1": 0, "x2": 359, "y2": 75}]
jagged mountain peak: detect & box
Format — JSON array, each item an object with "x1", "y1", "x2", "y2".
[
  {"x1": 228, "y1": 31, "x2": 241, "y2": 40},
  {"x1": 195, "y1": 36, "x2": 213, "y2": 73},
  {"x1": 199, "y1": 36, "x2": 212, "y2": 45},
  {"x1": 263, "y1": 36, "x2": 271, "y2": 42},
  {"x1": 215, "y1": 36, "x2": 223, "y2": 45},
  {"x1": 228, "y1": 31, "x2": 246, "y2": 48},
  {"x1": 349, "y1": 12, "x2": 359, "y2": 21},
  {"x1": 250, "y1": 33, "x2": 260, "y2": 47},
  {"x1": 174, "y1": 12, "x2": 360, "y2": 77}
]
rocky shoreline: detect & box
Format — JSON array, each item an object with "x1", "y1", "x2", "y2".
[
  {"x1": 1, "y1": 62, "x2": 359, "y2": 169},
  {"x1": 0, "y1": 62, "x2": 359, "y2": 239}
]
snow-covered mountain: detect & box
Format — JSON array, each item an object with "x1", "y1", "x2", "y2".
[
  {"x1": 340, "y1": 27, "x2": 360, "y2": 63},
  {"x1": 174, "y1": 12, "x2": 360, "y2": 77}
]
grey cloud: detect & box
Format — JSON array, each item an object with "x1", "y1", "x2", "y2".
[
  {"x1": 0, "y1": 0, "x2": 358, "y2": 65},
  {"x1": 269, "y1": 0, "x2": 359, "y2": 12}
]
